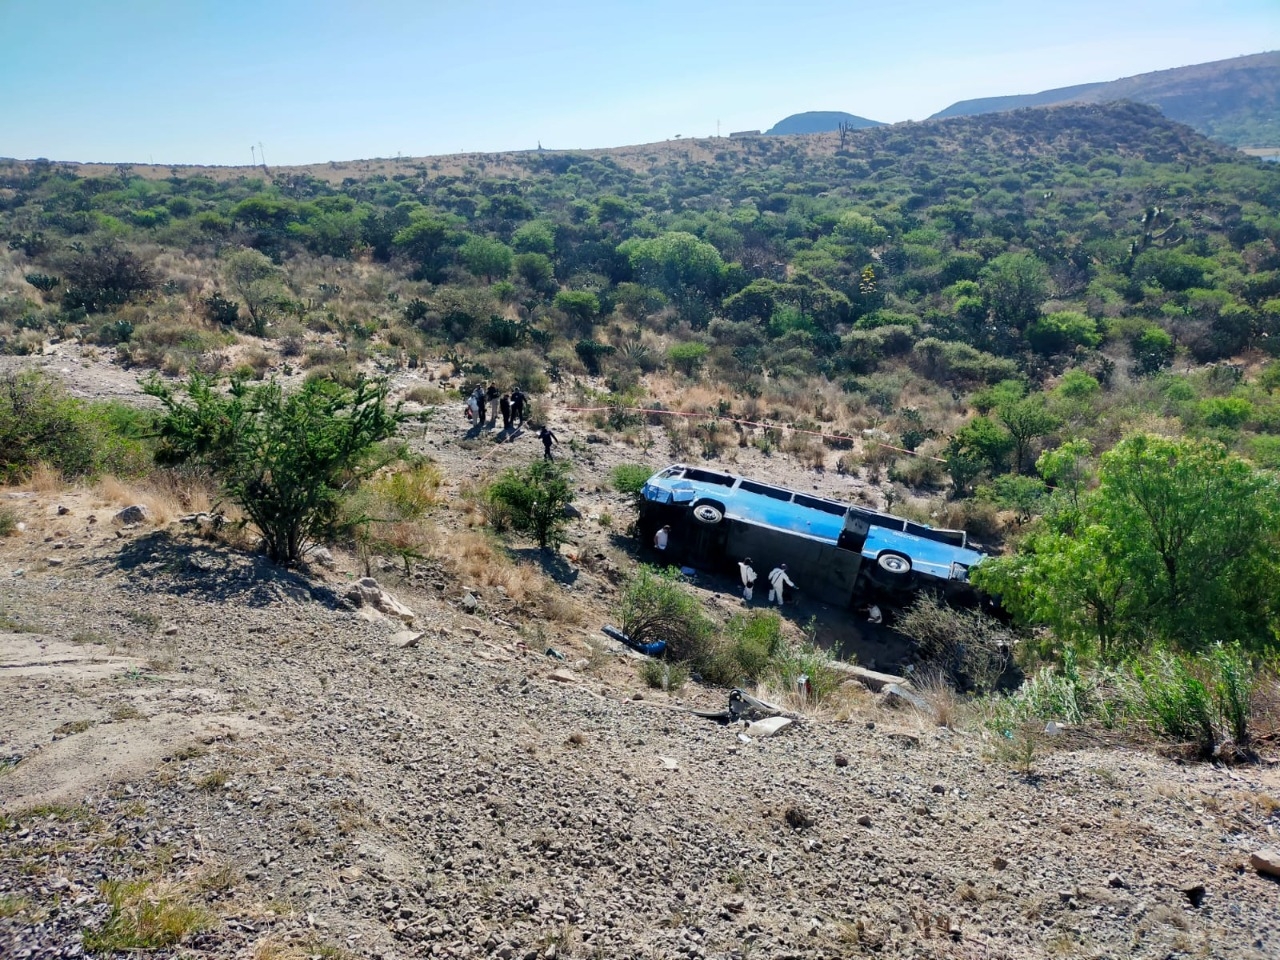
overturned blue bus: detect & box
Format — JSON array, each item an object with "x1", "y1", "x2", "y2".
[{"x1": 638, "y1": 464, "x2": 986, "y2": 607}]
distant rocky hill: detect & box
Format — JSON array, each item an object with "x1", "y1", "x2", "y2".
[
  {"x1": 931, "y1": 51, "x2": 1280, "y2": 147},
  {"x1": 766, "y1": 111, "x2": 884, "y2": 135}
]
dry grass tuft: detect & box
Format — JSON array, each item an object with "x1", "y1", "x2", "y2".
[
  {"x1": 97, "y1": 476, "x2": 182, "y2": 525},
  {"x1": 435, "y1": 528, "x2": 585, "y2": 625},
  {"x1": 914, "y1": 672, "x2": 962, "y2": 728},
  {"x1": 19, "y1": 463, "x2": 68, "y2": 494}
]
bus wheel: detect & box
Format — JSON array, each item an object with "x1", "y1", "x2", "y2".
[
  {"x1": 691, "y1": 501, "x2": 724, "y2": 524},
  {"x1": 877, "y1": 552, "x2": 911, "y2": 575}
]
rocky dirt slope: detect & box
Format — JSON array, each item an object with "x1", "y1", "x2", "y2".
[{"x1": 2, "y1": 357, "x2": 1280, "y2": 958}]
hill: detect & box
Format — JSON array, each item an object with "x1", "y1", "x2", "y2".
[
  {"x1": 766, "y1": 110, "x2": 885, "y2": 135},
  {"x1": 4, "y1": 98, "x2": 1280, "y2": 957},
  {"x1": 932, "y1": 50, "x2": 1280, "y2": 147}
]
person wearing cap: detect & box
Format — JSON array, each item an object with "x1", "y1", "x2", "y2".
[
  {"x1": 768, "y1": 563, "x2": 795, "y2": 605},
  {"x1": 654, "y1": 524, "x2": 671, "y2": 553}
]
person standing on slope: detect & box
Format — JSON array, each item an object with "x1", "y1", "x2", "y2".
[
  {"x1": 510, "y1": 387, "x2": 526, "y2": 428},
  {"x1": 538, "y1": 424, "x2": 558, "y2": 460},
  {"x1": 500, "y1": 393, "x2": 512, "y2": 431},
  {"x1": 767, "y1": 563, "x2": 795, "y2": 606},
  {"x1": 738, "y1": 557, "x2": 757, "y2": 602},
  {"x1": 486, "y1": 383, "x2": 500, "y2": 425}
]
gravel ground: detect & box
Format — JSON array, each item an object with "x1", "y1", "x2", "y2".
[{"x1": 2, "y1": 486, "x2": 1280, "y2": 960}]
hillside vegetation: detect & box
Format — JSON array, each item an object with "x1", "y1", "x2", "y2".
[
  {"x1": 3, "y1": 100, "x2": 1280, "y2": 663},
  {"x1": 933, "y1": 51, "x2": 1280, "y2": 147},
  {"x1": 5, "y1": 98, "x2": 1280, "y2": 960}
]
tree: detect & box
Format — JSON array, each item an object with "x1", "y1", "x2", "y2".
[
  {"x1": 514, "y1": 253, "x2": 556, "y2": 295},
  {"x1": 223, "y1": 248, "x2": 283, "y2": 337},
  {"x1": 392, "y1": 212, "x2": 459, "y2": 281},
  {"x1": 554, "y1": 290, "x2": 600, "y2": 333},
  {"x1": 980, "y1": 252, "x2": 1049, "y2": 337},
  {"x1": 619, "y1": 232, "x2": 726, "y2": 321},
  {"x1": 997, "y1": 395, "x2": 1061, "y2": 474},
  {"x1": 973, "y1": 434, "x2": 1280, "y2": 658},
  {"x1": 1132, "y1": 325, "x2": 1175, "y2": 376},
  {"x1": 60, "y1": 244, "x2": 155, "y2": 313},
  {"x1": 485, "y1": 460, "x2": 574, "y2": 548},
  {"x1": 1036, "y1": 438, "x2": 1093, "y2": 513},
  {"x1": 952, "y1": 415, "x2": 1013, "y2": 475},
  {"x1": 1026, "y1": 310, "x2": 1101, "y2": 355},
  {"x1": 667, "y1": 341, "x2": 709, "y2": 376},
  {"x1": 146, "y1": 374, "x2": 402, "y2": 566},
  {"x1": 459, "y1": 235, "x2": 514, "y2": 283}
]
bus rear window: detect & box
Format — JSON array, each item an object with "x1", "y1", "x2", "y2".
[{"x1": 740, "y1": 480, "x2": 793, "y2": 501}]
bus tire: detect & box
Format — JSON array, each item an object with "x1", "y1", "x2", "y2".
[
  {"x1": 691, "y1": 501, "x2": 724, "y2": 525},
  {"x1": 877, "y1": 552, "x2": 912, "y2": 575}
]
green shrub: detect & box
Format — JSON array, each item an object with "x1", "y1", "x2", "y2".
[
  {"x1": 667, "y1": 341, "x2": 709, "y2": 376},
  {"x1": 485, "y1": 459, "x2": 574, "y2": 548},
  {"x1": 0, "y1": 371, "x2": 154, "y2": 482},
  {"x1": 765, "y1": 635, "x2": 843, "y2": 703},
  {"x1": 1124, "y1": 649, "x2": 1217, "y2": 753},
  {"x1": 897, "y1": 593, "x2": 1015, "y2": 693},
  {"x1": 618, "y1": 566, "x2": 715, "y2": 663},
  {"x1": 147, "y1": 374, "x2": 401, "y2": 565},
  {"x1": 639, "y1": 658, "x2": 689, "y2": 692},
  {"x1": 0, "y1": 505, "x2": 16, "y2": 536},
  {"x1": 1206, "y1": 642, "x2": 1255, "y2": 747},
  {"x1": 984, "y1": 648, "x2": 1115, "y2": 733},
  {"x1": 701, "y1": 611, "x2": 787, "y2": 686},
  {"x1": 610, "y1": 462, "x2": 653, "y2": 501}
]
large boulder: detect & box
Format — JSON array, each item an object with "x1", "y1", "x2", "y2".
[
  {"x1": 345, "y1": 577, "x2": 415, "y2": 624},
  {"x1": 113, "y1": 504, "x2": 150, "y2": 525}
]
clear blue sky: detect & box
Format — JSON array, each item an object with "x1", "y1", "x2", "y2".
[{"x1": 2, "y1": 0, "x2": 1277, "y2": 165}]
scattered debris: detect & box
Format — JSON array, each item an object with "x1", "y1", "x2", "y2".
[
  {"x1": 745, "y1": 716, "x2": 793, "y2": 739},
  {"x1": 601, "y1": 625, "x2": 665, "y2": 657},
  {"x1": 692, "y1": 688, "x2": 786, "y2": 725}
]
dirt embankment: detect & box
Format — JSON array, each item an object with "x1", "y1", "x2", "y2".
[{"x1": 2, "y1": 425, "x2": 1279, "y2": 958}]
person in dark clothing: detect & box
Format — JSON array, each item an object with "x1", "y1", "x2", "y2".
[
  {"x1": 473, "y1": 386, "x2": 487, "y2": 425},
  {"x1": 499, "y1": 393, "x2": 512, "y2": 431},
  {"x1": 510, "y1": 387, "x2": 526, "y2": 427},
  {"x1": 486, "y1": 383, "x2": 499, "y2": 424},
  {"x1": 538, "y1": 425, "x2": 558, "y2": 460}
]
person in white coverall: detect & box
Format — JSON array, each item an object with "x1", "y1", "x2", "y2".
[
  {"x1": 768, "y1": 563, "x2": 794, "y2": 605},
  {"x1": 738, "y1": 557, "x2": 757, "y2": 602}
]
